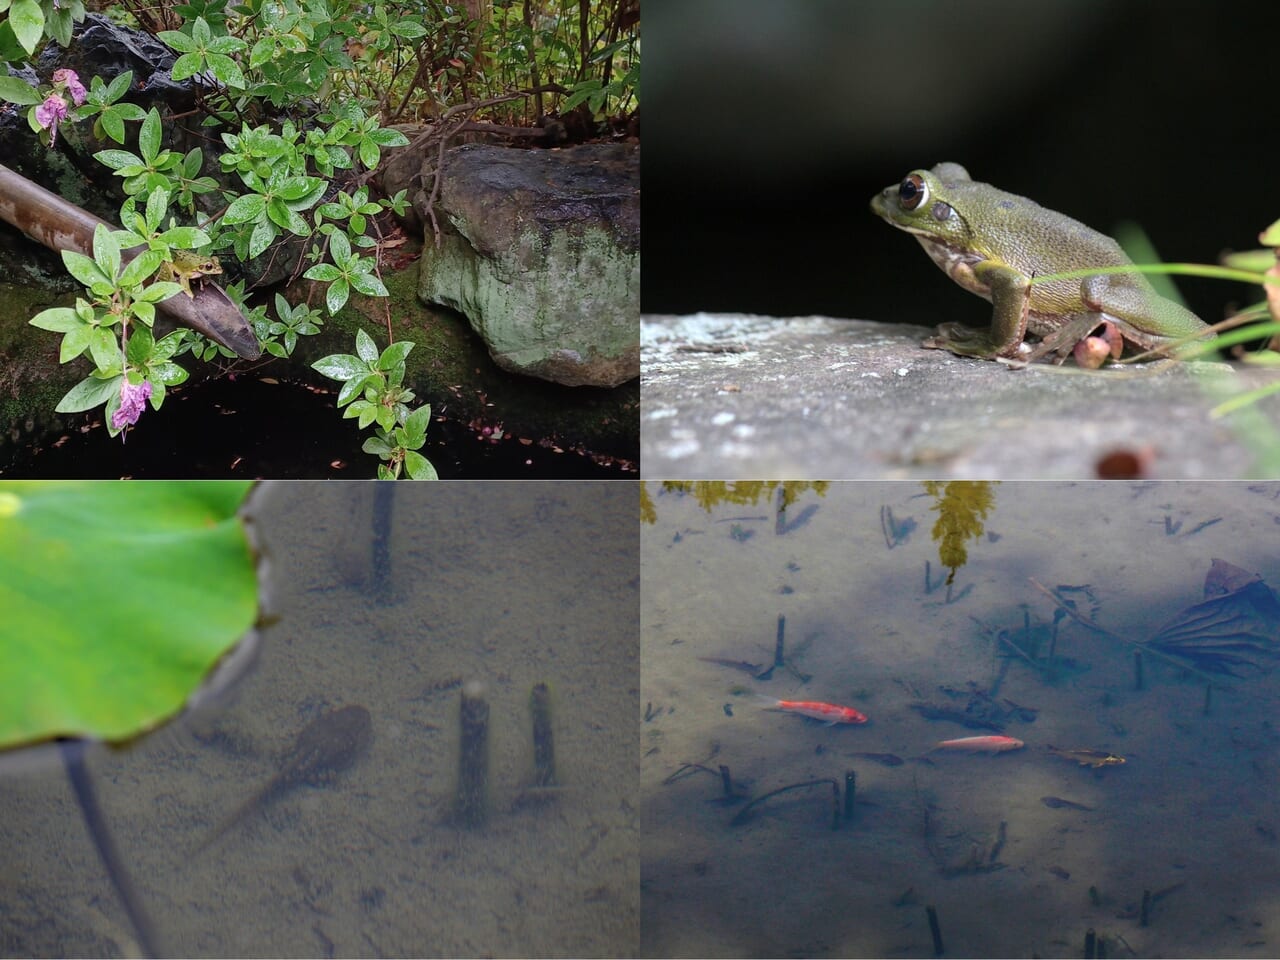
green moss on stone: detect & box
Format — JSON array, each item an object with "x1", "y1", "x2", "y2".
[
  {"x1": 293, "y1": 260, "x2": 638, "y2": 456},
  {"x1": 419, "y1": 225, "x2": 639, "y2": 387}
]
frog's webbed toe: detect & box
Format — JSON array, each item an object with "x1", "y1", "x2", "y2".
[{"x1": 923, "y1": 322, "x2": 1024, "y2": 360}]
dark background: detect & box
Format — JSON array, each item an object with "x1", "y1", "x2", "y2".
[{"x1": 643, "y1": 0, "x2": 1280, "y2": 332}]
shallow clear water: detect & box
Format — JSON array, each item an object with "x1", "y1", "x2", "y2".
[
  {"x1": 2, "y1": 482, "x2": 638, "y2": 957},
  {"x1": 641, "y1": 481, "x2": 1280, "y2": 959}
]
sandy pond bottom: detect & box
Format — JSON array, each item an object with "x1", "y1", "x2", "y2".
[
  {"x1": 1, "y1": 483, "x2": 639, "y2": 957},
  {"x1": 641, "y1": 481, "x2": 1280, "y2": 959}
]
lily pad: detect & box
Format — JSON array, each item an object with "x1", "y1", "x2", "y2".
[{"x1": 0, "y1": 481, "x2": 259, "y2": 749}]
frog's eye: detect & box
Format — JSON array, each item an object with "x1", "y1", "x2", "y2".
[
  {"x1": 930, "y1": 202, "x2": 953, "y2": 222},
  {"x1": 898, "y1": 173, "x2": 928, "y2": 211}
]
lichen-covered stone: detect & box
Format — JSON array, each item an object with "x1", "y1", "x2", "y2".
[{"x1": 417, "y1": 143, "x2": 639, "y2": 388}]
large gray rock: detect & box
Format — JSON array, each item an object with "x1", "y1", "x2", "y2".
[{"x1": 417, "y1": 143, "x2": 639, "y2": 388}]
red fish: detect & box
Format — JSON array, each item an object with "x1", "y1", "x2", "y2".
[
  {"x1": 759, "y1": 697, "x2": 868, "y2": 725},
  {"x1": 935, "y1": 735, "x2": 1024, "y2": 753}
]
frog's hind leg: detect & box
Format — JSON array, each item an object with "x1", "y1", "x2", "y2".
[{"x1": 1025, "y1": 313, "x2": 1103, "y2": 364}]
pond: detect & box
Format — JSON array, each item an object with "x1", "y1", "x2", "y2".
[
  {"x1": 1, "y1": 482, "x2": 639, "y2": 956},
  {"x1": 641, "y1": 481, "x2": 1280, "y2": 959},
  {"x1": 0, "y1": 375, "x2": 635, "y2": 479}
]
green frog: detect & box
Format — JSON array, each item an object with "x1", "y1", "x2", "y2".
[
  {"x1": 158, "y1": 249, "x2": 223, "y2": 298},
  {"x1": 870, "y1": 163, "x2": 1212, "y2": 364}
]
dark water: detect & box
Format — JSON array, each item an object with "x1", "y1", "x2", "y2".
[{"x1": 0, "y1": 376, "x2": 633, "y2": 479}]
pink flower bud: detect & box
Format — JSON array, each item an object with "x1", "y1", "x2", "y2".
[{"x1": 52, "y1": 68, "x2": 87, "y2": 106}]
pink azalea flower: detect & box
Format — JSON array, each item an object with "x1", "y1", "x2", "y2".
[
  {"x1": 35, "y1": 93, "x2": 68, "y2": 130},
  {"x1": 111, "y1": 379, "x2": 152, "y2": 429},
  {"x1": 52, "y1": 68, "x2": 87, "y2": 106}
]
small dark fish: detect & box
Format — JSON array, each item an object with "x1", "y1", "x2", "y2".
[
  {"x1": 1041, "y1": 796, "x2": 1094, "y2": 811},
  {"x1": 1046, "y1": 745, "x2": 1125, "y2": 768},
  {"x1": 698, "y1": 656, "x2": 765, "y2": 675},
  {"x1": 849, "y1": 752, "x2": 905, "y2": 767},
  {"x1": 1047, "y1": 865, "x2": 1071, "y2": 880},
  {"x1": 723, "y1": 703, "x2": 733, "y2": 717}
]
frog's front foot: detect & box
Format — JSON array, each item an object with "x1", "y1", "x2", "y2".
[{"x1": 923, "y1": 322, "x2": 1025, "y2": 361}]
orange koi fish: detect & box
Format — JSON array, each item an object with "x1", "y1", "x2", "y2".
[
  {"x1": 935, "y1": 735, "x2": 1024, "y2": 753},
  {"x1": 758, "y1": 697, "x2": 868, "y2": 725}
]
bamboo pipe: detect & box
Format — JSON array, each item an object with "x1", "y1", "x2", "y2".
[{"x1": 0, "y1": 161, "x2": 260, "y2": 359}]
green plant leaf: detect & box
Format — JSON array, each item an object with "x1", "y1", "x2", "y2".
[
  {"x1": 94, "y1": 148, "x2": 142, "y2": 171},
  {"x1": 151, "y1": 361, "x2": 188, "y2": 386},
  {"x1": 91, "y1": 223, "x2": 121, "y2": 280},
  {"x1": 247, "y1": 218, "x2": 276, "y2": 258},
  {"x1": 349, "y1": 271, "x2": 387, "y2": 298},
  {"x1": 224, "y1": 193, "x2": 266, "y2": 224},
  {"x1": 378, "y1": 340, "x2": 413, "y2": 370},
  {"x1": 55, "y1": 374, "x2": 121, "y2": 413},
  {"x1": 267, "y1": 197, "x2": 309, "y2": 235},
  {"x1": 366, "y1": 126, "x2": 409, "y2": 147},
  {"x1": 358, "y1": 137, "x2": 380, "y2": 170},
  {"x1": 88, "y1": 327, "x2": 119, "y2": 370},
  {"x1": 99, "y1": 109, "x2": 125, "y2": 143},
  {"x1": 0, "y1": 482, "x2": 259, "y2": 748},
  {"x1": 403, "y1": 402, "x2": 431, "y2": 442},
  {"x1": 133, "y1": 300, "x2": 155, "y2": 326},
  {"x1": 0, "y1": 74, "x2": 41, "y2": 105},
  {"x1": 277, "y1": 175, "x2": 321, "y2": 201},
  {"x1": 9, "y1": 0, "x2": 42, "y2": 55},
  {"x1": 144, "y1": 186, "x2": 169, "y2": 231},
  {"x1": 311, "y1": 352, "x2": 366, "y2": 381},
  {"x1": 137, "y1": 108, "x2": 162, "y2": 164},
  {"x1": 119, "y1": 249, "x2": 164, "y2": 288},
  {"x1": 137, "y1": 280, "x2": 183, "y2": 303},
  {"x1": 28, "y1": 307, "x2": 81, "y2": 332},
  {"x1": 362, "y1": 434, "x2": 393, "y2": 457},
  {"x1": 169, "y1": 51, "x2": 203, "y2": 82},
  {"x1": 389, "y1": 19, "x2": 427, "y2": 39},
  {"x1": 58, "y1": 324, "x2": 93, "y2": 363},
  {"x1": 61, "y1": 249, "x2": 109, "y2": 289},
  {"x1": 404, "y1": 450, "x2": 437, "y2": 479},
  {"x1": 355, "y1": 326, "x2": 378, "y2": 363},
  {"x1": 325, "y1": 277, "x2": 350, "y2": 313},
  {"x1": 125, "y1": 324, "x2": 154, "y2": 364},
  {"x1": 157, "y1": 28, "x2": 195, "y2": 52},
  {"x1": 207, "y1": 34, "x2": 246, "y2": 55},
  {"x1": 303, "y1": 263, "x2": 342, "y2": 282},
  {"x1": 208, "y1": 53, "x2": 245, "y2": 88},
  {"x1": 105, "y1": 70, "x2": 133, "y2": 102},
  {"x1": 336, "y1": 372, "x2": 374, "y2": 407},
  {"x1": 160, "y1": 226, "x2": 212, "y2": 249}
]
